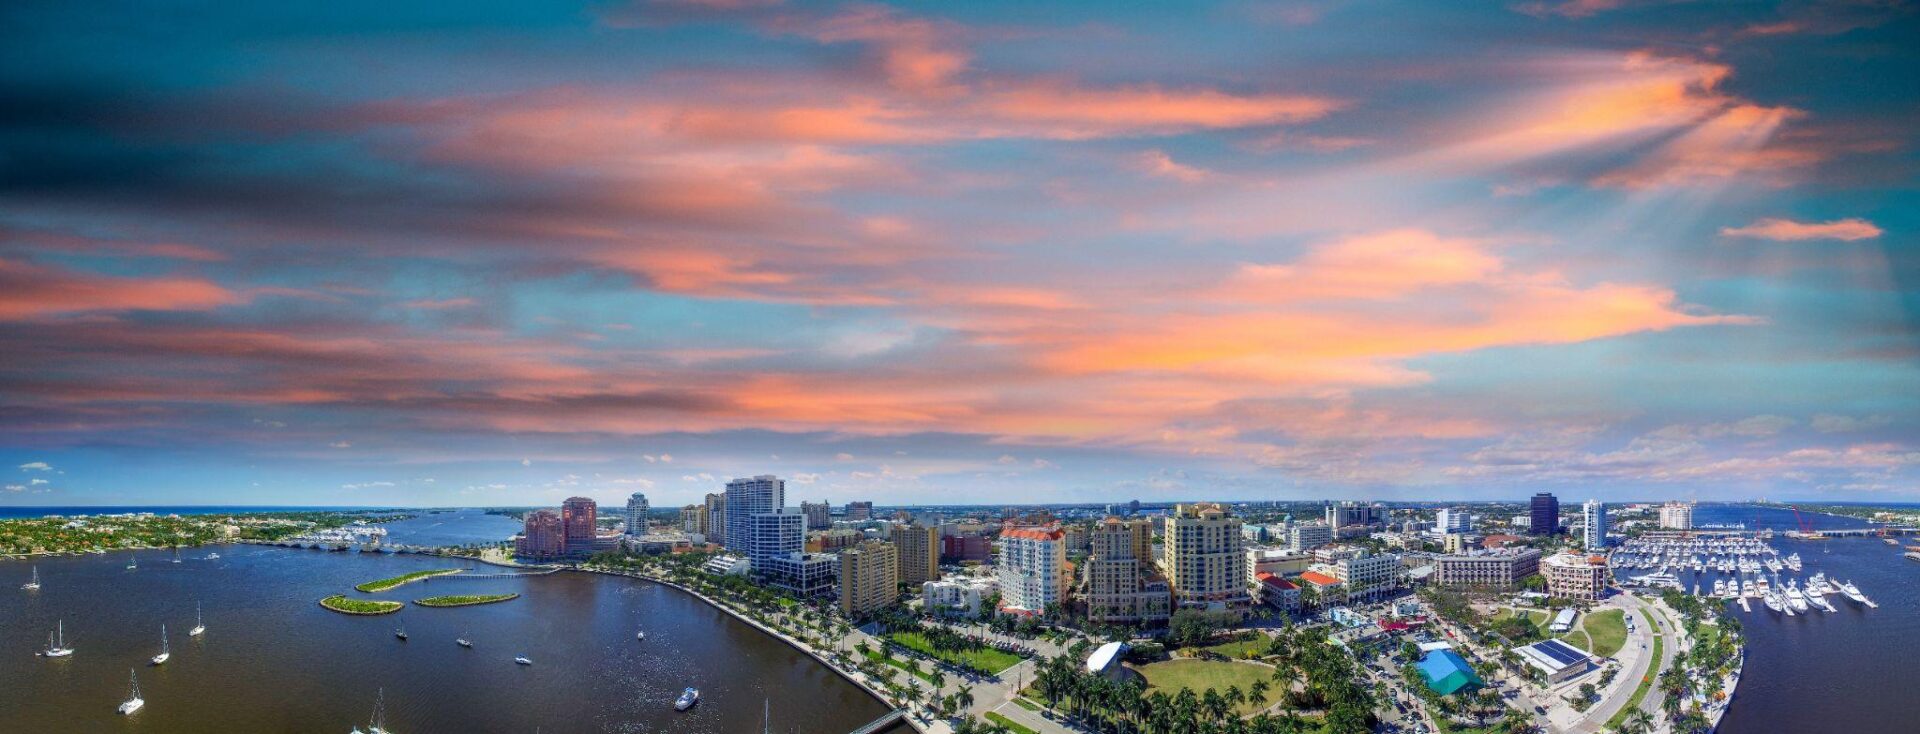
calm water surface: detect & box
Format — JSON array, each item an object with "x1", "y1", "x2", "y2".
[
  {"x1": 1691, "y1": 505, "x2": 1920, "y2": 734},
  {"x1": 2, "y1": 546, "x2": 891, "y2": 733}
]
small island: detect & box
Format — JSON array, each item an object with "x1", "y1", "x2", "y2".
[
  {"x1": 320, "y1": 595, "x2": 404, "y2": 615},
  {"x1": 354, "y1": 568, "x2": 465, "y2": 592},
  {"x1": 414, "y1": 593, "x2": 519, "y2": 607}
]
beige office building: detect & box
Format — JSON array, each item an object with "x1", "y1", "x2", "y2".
[
  {"x1": 1432, "y1": 548, "x2": 1541, "y2": 589},
  {"x1": 1081, "y1": 517, "x2": 1170, "y2": 624},
  {"x1": 890, "y1": 523, "x2": 941, "y2": 586},
  {"x1": 839, "y1": 540, "x2": 899, "y2": 616},
  {"x1": 1161, "y1": 503, "x2": 1250, "y2": 612}
]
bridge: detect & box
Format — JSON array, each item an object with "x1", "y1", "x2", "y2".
[
  {"x1": 1792, "y1": 527, "x2": 1920, "y2": 538},
  {"x1": 847, "y1": 708, "x2": 908, "y2": 734}
]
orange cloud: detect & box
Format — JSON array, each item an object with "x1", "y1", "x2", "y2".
[
  {"x1": 0, "y1": 258, "x2": 242, "y2": 319},
  {"x1": 978, "y1": 83, "x2": 1344, "y2": 139},
  {"x1": 1719, "y1": 217, "x2": 1883, "y2": 242}
]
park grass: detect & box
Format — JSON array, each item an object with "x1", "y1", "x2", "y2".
[
  {"x1": 1132, "y1": 659, "x2": 1274, "y2": 716},
  {"x1": 984, "y1": 712, "x2": 1038, "y2": 734},
  {"x1": 1491, "y1": 608, "x2": 1550, "y2": 626},
  {"x1": 1606, "y1": 633, "x2": 1662, "y2": 730},
  {"x1": 354, "y1": 568, "x2": 464, "y2": 592},
  {"x1": 1201, "y1": 636, "x2": 1271, "y2": 660},
  {"x1": 887, "y1": 630, "x2": 1025, "y2": 674},
  {"x1": 1581, "y1": 609, "x2": 1628, "y2": 657},
  {"x1": 1558, "y1": 630, "x2": 1593, "y2": 652},
  {"x1": 864, "y1": 647, "x2": 939, "y2": 685},
  {"x1": 413, "y1": 593, "x2": 518, "y2": 607},
  {"x1": 320, "y1": 595, "x2": 403, "y2": 615}
]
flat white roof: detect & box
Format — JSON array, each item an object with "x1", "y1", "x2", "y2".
[
  {"x1": 1087, "y1": 641, "x2": 1129, "y2": 673},
  {"x1": 1417, "y1": 641, "x2": 1454, "y2": 652}
]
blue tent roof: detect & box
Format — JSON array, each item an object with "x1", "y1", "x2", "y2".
[{"x1": 1417, "y1": 650, "x2": 1483, "y2": 695}]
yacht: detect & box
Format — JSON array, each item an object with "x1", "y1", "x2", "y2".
[
  {"x1": 43, "y1": 620, "x2": 74, "y2": 657},
  {"x1": 22, "y1": 566, "x2": 40, "y2": 591},
  {"x1": 151, "y1": 624, "x2": 171, "y2": 665},
  {"x1": 514, "y1": 656, "x2": 533, "y2": 666},
  {"x1": 118, "y1": 669, "x2": 145, "y2": 715},
  {"x1": 205, "y1": 552, "x2": 221, "y2": 560},
  {"x1": 1785, "y1": 553, "x2": 1803, "y2": 571},
  {"x1": 1838, "y1": 580, "x2": 1878, "y2": 608},
  {"x1": 1785, "y1": 583, "x2": 1809, "y2": 613},
  {"x1": 675, "y1": 687, "x2": 700, "y2": 711},
  {"x1": 456, "y1": 632, "x2": 472, "y2": 648},
  {"x1": 351, "y1": 688, "x2": 392, "y2": 734},
  {"x1": 190, "y1": 602, "x2": 206, "y2": 637}
]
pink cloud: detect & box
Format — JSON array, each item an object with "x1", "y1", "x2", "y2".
[
  {"x1": 0, "y1": 258, "x2": 242, "y2": 319},
  {"x1": 1719, "y1": 217, "x2": 1883, "y2": 242}
]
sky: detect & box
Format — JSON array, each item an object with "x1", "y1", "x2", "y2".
[{"x1": 2, "y1": 1, "x2": 1918, "y2": 508}]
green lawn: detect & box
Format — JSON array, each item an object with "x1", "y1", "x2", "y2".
[
  {"x1": 887, "y1": 631, "x2": 1025, "y2": 674},
  {"x1": 1581, "y1": 609, "x2": 1628, "y2": 657},
  {"x1": 864, "y1": 648, "x2": 938, "y2": 684},
  {"x1": 1558, "y1": 630, "x2": 1593, "y2": 652},
  {"x1": 319, "y1": 595, "x2": 403, "y2": 614},
  {"x1": 985, "y1": 712, "x2": 1038, "y2": 734},
  {"x1": 1132, "y1": 659, "x2": 1274, "y2": 716},
  {"x1": 354, "y1": 568, "x2": 464, "y2": 592},
  {"x1": 413, "y1": 593, "x2": 518, "y2": 607},
  {"x1": 1606, "y1": 633, "x2": 1662, "y2": 730},
  {"x1": 1491, "y1": 608, "x2": 1549, "y2": 626},
  {"x1": 1201, "y1": 636, "x2": 1271, "y2": 660}
]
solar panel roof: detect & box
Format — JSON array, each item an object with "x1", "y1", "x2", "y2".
[{"x1": 1533, "y1": 639, "x2": 1589, "y2": 665}]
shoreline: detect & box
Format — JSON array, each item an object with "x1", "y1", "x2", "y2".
[{"x1": 576, "y1": 567, "x2": 923, "y2": 733}]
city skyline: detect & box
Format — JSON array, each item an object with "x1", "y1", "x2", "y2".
[{"x1": 4, "y1": 1, "x2": 1919, "y2": 507}]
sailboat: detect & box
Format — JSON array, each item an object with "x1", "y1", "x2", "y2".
[
  {"x1": 394, "y1": 624, "x2": 408, "y2": 641},
  {"x1": 43, "y1": 620, "x2": 74, "y2": 657},
  {"x1": 190, "y1": 601, "x2": 206, "y2": 637},
  {"x1": 118, "y1": 669, "x2": 145, "y2": 714},
  {"x1": 456, "y1": 631, "x2": 472, "y2": 648},
  {"x1": 127, "y1": 554, "x2": 138, "y2": 571},
  {"x1": 151, "y1": 624, "x2": 171, "y2": 665},
  {"x1": 21, "y1": 566, "x2": 39, "y2": 590},
  {"x1": 173, "y1": 547, "x2": 182, "y2": 564},
  {"x1": 350, "y1": 687, "x2": 392, "y2": 734}
]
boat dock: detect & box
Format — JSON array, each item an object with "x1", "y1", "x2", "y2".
[{"x1": 847, "y1": 708, "x2": 908, "y2": 734}]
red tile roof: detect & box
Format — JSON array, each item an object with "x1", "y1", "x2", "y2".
[
  {"x1": 1002, "y1": 526, "x2": 1063, "y2": 542},
  {"x1": 1255, "y1": 572, "x2": 1298, "y2": 590},
  {"x1": 1300, "y1": 571, "x2": 1341, "y2": 586}
]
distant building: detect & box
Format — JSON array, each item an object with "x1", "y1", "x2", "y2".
[
  {"x1": 942, "y1": 534, "x2": 991, "y2": 563},
  {"x1": 1435, "y1": 508, "x2": 1471, "y2": 534},
  {"x1": 1581, "y1": 499, "x2": 1608, "y2": 550},
  {"x1": 923, "y1": 576, "x2": 997, "y2": 618},
  {"x1": 801, "y1": 501, "x2": 832, "y2": 531},
  {"x1": 1162, "y1": 503, "x2": 1250, "y2": 613},
  {"x1": 624, "y1": 492, "x2": 650, "y2": 536},
  {"x1": 561, "y1": 497, "x2": 598, "y2": 557},
  {"x1": 845, "y1": 501, "x2": 874, "y2": 521},
  {"x1": 515, "y1": 509, "x2": 564, "y2": 560},
  {"x1": 1543, "y1": 552, "x2": 1608, "y2": 602},
  {"x1": 724, "y1": 475, "x2": 783, "y2": 559},
  {"x1": 680, "y1": 504, "x2": 706, "y2": 535},
  {"x1": 998, "y1": 525, "x2": 1068, "y2": 615},
  {"x1": 1332, "y1": 550, "x2": 1401, "y2": 602},
  {"x1": 1246, "y1": 547, "x2": 1312, "y2": 585},
  {"x1": 702, "y1": 492, "x2": 727, "y2": 545},
  {"x1": 1442, "y1": 532, "x2": 1469, "y2": 554},
  {"x1": 1289, "y1": 523, "x2": 1333, "y2": 551},
  {"x1": 1432, "y1": 548, "x2": 1541, "y2": 589},
  {"x1": 1529, "y1": 493, "x2": 1559, "y2": 536},
  {"x1": 1659, "y1": 501, "x2": 1693, "y2": 530},
  {"x1": 839, "y1": 540, "x2": 899, "y2": 617},
  {"x1": 889, "y1": 523, "x2": 941, "y2": 587}
]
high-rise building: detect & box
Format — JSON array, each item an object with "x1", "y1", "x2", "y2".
[
  {"x1": 1162, "y1": 502, "x2": 1249, "y2": 612},
  {"x1": 1581, "y1": 499, "x2": 1608, "y2": 550},
  {"x1": 1325, "y1": 501, "x2": 1384, "y2": 529},
  {"x1": 1659, "y1": 501, "x2": 1693, "y2": 530},
  {"x1": 997, "y1": 525, "x2": 1067, "y2": 615},
  {"x1": 1289, "y1": 523, "x2": 1333, "y2": 552},
  {"x1": 746, "y1": 509, "x2": 804, "y2": 569},
  {"x1": 889, "y1": 523, "x2": 940, "y2": 587},
  {"x1": 1081, "y1": 517, "x2": 1170, "y2": 624},
  {"x1": 624, "y1": 492, "x2": 650, "y2": 536},
  {"x1": 1543, "y1": 552, "x2": 1608, "y2": 601},
  {"x1": 845, "y1": 501, "x2": 874, "y2": 521},
  {"x1": 1435, "y1": 508, "x2": 1471, "y2": 534},
  {"x1": 515, "y1": 509, "x2": 564, "y2": 560},
  {"x1": 561, "y1": 496, "x2": 598, "y2": 556},
  {"x1": 838, "y1": 540, "x2": 898, "y2": 617},
  {"x1": 800, "y1": 501, "x2": 832, "y2": 530},
  {"x1": 1529, "y1": 493, "x2": 1560, "y2": 536},
  {"x1": 724, "y1": 475, "x2": 783, "y2": 557},
  {"x1": 702, "y1": 492, "x2": 727, "y2": 544},
  {"x1": 680, "y1": 504, "x2": 706, "y2": 535}
]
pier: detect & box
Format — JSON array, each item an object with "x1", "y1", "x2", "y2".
[{"x1": 847, "y1": 708, "x2": 907, "y2": 734}]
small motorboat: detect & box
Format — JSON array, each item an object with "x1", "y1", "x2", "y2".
[
  {"x1": 514, "y1": 656, "x2": 533, "y2": 666},
  {"x1": 675, "y1": 687, "x2": 700, "y2": 711}
]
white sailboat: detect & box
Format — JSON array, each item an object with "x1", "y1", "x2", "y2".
[
  {"x1": 456, "y1": 631, "x2": 472, "y2": 648},
  {"x1": 151, "y1": 624, "x2": 171, "y2": 665},
  {"x1": 22, "y1": 566, "x2": 39, "y2": 590},
  {"x1": 190, "y1": 601, "x2": 206, "y2": 637},
  {"x1": 118, "y1": 669, "x2": 145, "y2": 714},
  {"x1": 350, "y1": 687, "x2": 392, "y2": 734},
  {"x1": 127, "y1": 555, "x2": 138, "y2": 571},
  {"x1": 173, "y1": 547, "x2": 182, "y2": 564},
  {"x1": 514, "y1": 655, "x2": 533, "y2": 665},
  {"x1": 43, "y1": 620, "x2": 74, "y2": 657}
]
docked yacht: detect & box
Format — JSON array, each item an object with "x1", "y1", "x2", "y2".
[
  {"x1": 1838, "y1": 580, "x2": 1878, "y2": 608},
  {"x1": 675, "y1": 687, "x2": 700, "y2": 711},
  {"x1": 1785, "y1": 582, "x2": 1810, "y2": 613},
  {"x1": 1785, "y1": 553, "x2": 1803, "y2": 571}
]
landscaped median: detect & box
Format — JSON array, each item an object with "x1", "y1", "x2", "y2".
[
  {"x1": 354, "y1": 568, "x2": 464, "y2": 592},
  {"x1": 413, "y1": 593, "x2": 519, "y2": 607},
  {"x1": 320, "y1": 595, "x2": 404, "y2": 615}
]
